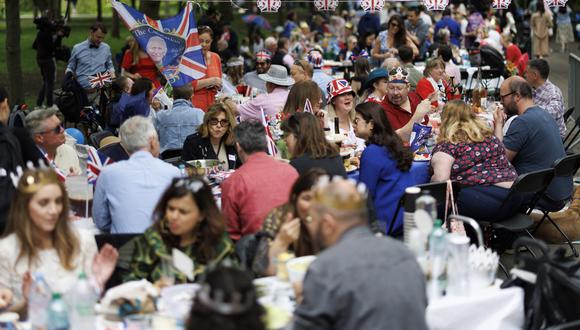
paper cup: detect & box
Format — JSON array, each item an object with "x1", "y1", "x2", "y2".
[{"x1": 286, "y1": 256, "x2": 316, "y2": 284}]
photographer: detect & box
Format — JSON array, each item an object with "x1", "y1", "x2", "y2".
[{"x1": 33, "y1": 17, "x2": 67, "y2": 109}]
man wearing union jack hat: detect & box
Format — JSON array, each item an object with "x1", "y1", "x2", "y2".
[
  {"x1": 379, "y1": 67, "x2": 433, "y2": 142},
  {"x1": 242, "y1": 49, "x2": 272, "y2": 94}
]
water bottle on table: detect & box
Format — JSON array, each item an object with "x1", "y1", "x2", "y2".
[
  {"x1": 28, "y1": 273, "x2": 52, "y2": 329},
  {"x1": 428, "y1": 219, "x2": 447, "y2": 301},
  {"x1": 68, "y1": 272, "x2": 97, "y2": 330},
  {"x1": 47, "y1": 293, "x2": 69, "y2": 330}
]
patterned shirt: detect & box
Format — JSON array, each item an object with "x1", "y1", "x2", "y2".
[
  {"x1": 433, "y1": 136, "x2": 517, "y2": 186},
  {"x1": 124, "y1": 227, "x2": 235, "y2": 284},
  {"x1": 533, "y1": 80, "x2": 566, "y2": 138}
]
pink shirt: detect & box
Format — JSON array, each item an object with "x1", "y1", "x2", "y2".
[
  {"x1": 221, "y1": 152, "x2": 299, "y2": 240},
  {"x1": 238, "y1": 87, "x2": 289, "y2": 122}
]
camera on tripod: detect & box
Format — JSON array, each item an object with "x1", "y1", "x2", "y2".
[{"x1": 33, "y1": 17, "x2": 71, "y2": 37}]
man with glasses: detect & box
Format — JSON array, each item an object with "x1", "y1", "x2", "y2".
[
  {"x1": 493, "y1": 77, "x2": 572, "y2": 210},
  {"x1": 243, "y1": 49, "x2": 272, "y2": 94},
  {"x1": 25, "y1": 108, "x2": 80, "y2": 175},
  {"x1": 379, "y1": 67, "x2": 432, "y2": 142},
  {"x1": 290, "y1": 176, "x2": 428, "y2": 330}
]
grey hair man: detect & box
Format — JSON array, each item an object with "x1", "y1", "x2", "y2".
[
  {"x1": 93, "y1": 116, "x2": 180, "y2": 233},
  {"x1": 221, "y1": 121, "x2": 298, "y2": 240},
  {"x1": 291, "y1": 176, "x2": 428, "y2": 330},
  {"x1": 25, "y1": 108, "x2": 80, "y2": 174}
]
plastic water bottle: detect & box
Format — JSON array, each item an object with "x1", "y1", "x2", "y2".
[
  {"x1": 428, "y1": 219, "x2": 448, "y2": 301},
  {"x1": 68, "y1": 273, "x2": 97, "y2": 330},
  {"x1": 415, "y1": 190, "x2": 437, "y2": 231},
  {"x1": 178, "y1": 164, "x2": 187, "y2": 177},
  {"x1": 47, "y1": 293, "x2": 69, "y2": 330},
  {"x1": 28, "y1": 273, "x2": 52, "y2": 329}
]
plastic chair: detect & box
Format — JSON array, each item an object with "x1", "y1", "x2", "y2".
[{"x1": 533, "y1": 154, "x2": 580, "y2": 257}]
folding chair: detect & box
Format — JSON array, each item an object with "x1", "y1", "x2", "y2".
[
  {"x1": 387, "y1": 181, "x2": 462, "y2": 236},
  {"x1": 480, "y1": 169, "x2": 555, "y2": 256},
  {"x1": 479, "y1": 68, "x2": 503, "y2": 99},
  {"x1": 533, "y1": 153, "x2": 580, "y2": 257},
  {"x1": 564, "y1": 112, "x2": 580, "y2": 150},
  {"x1": 563, "y1": 106, "x2": 575, "y2": 123}
]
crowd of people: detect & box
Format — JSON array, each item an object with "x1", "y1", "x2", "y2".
[{"x1": 0, "y1": 1, "x2": 577, "y2": 329}]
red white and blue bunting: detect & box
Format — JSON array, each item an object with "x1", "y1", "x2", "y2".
[
  {"x1": 422, "y1": 0, "x2": 449, "y2": 11},
  {"x1": 314, "y1": 0, "x2": 338, "y2": 11},
  {"x1": 360, "y1": 0, "x2": 385, "y2": 12},
  {"x1": 257, "y1": 0, "x2": 281, "y2": 12}
]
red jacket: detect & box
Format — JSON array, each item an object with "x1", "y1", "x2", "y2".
[{"x1": 416, "y1": 77, "x2": 460, "y2": 108}]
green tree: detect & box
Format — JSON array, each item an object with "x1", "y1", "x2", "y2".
[{"x1": 5, "y1": 0, "x2": 24, "y2": 104}]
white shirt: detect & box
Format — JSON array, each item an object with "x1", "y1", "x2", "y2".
[{"x1": 0, "y1": 229, "x2": 97, "y2": 302}]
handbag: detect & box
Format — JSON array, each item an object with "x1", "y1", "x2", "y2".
[
  {"x1": 444, "y1": 180, "x2": 466, "y2": 235},
  {"x1": 501, "y1": 237, "x2": 580, "y2": 330}
]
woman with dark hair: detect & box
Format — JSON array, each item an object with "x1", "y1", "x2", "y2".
[
  {"x1": 124, "y1": 177, "x2": 235, "y2": 283},
  {"x1": 121, "y1": 77, "x2": 155, "y2": 123},
  {"x1": 373, "y1": 15, "x2": 419, "y2": 62},
  {"x1": 355, "y1": 30, "x2": 376, "y2": 57},
  {"x1": 192, "y1": 26, "x2": 223, "y2": 111},
  {"x1": 252, "y1": 169, "x2": 326, "y2": 276},
  {"x1": 187, "y1": 265, "x2": 265, "y2": 330},
  {"x1": 349, "y1": 57, "x2": 371, "y2": 97},
  {"x1": 281, "y1": 112, "x2": 346, "y2": 177},
  {"x1": 281, "y1": 81, "x2": 322, "y2": 117},
  {"x1": 354, "y1": 102, "x2": 417, "y2": 233},
  {"x1": 182, "y1": 102, "x2": 241, "y2": 170}
]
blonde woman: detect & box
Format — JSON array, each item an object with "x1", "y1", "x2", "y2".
[
  {"x1": 0, "y1": 169, "x2": 118, "y2": 313},
  {"x1": 431, "y1": 100, "x2": 521, "y2": 222},
  {"x1": 121, "y1": 36, "x2": 162, "y2": 88}
]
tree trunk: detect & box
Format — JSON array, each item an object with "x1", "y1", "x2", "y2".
[
  {"x1": 96, "y1": 0, "x2": 102, "y2": 21},
  {"x1": 5, "y1": 0, "x2": 24, "y2": 104},
  {"x1": 112, "y1": 11, "x2": 120, "y2": 38},
  {"x1": 218, "y1": 2, "x2": 233, "y2": 24},
  {"x1": 140, "y1": 0, "x2": 160, "y2": 19}
]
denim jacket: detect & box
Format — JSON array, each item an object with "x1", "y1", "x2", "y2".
[{"x1": 155, "y1": 99, "x2": 204, "y2": 152}]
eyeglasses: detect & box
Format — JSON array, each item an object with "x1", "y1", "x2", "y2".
[
  {"x1": 500, "y1": 91, "x2": 516, "y2": 100},
  {"x1": 39, "y1": 123, "x2": 64, "y2": 135},
  {"x1": 209, "y1": 118, "x2": 230, "y2": 127}
]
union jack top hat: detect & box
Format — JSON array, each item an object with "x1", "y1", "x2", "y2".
[
  {"x1": 327, "y1": 79, "x2": 354, "y2": 102},
  {"x1": 255, "y1": 49, "x2": 272, "y2": 62},
  {"x1": 307, "y1": 49, "x2": 324, "y2": 69}
]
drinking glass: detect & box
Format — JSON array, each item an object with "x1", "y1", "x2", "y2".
[{"x1": 159, "y1": 256, "x2": 175, "y2": 287}]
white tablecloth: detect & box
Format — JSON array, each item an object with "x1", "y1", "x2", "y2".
[{"x1": 426, "y1": 284, "x2": 524, "y2": 330}]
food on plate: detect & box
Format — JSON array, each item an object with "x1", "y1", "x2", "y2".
[{"x1": 414, "y1": 153, "x2": 431, "y2": 161}]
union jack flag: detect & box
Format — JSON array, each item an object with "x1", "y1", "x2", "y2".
[
  {"x1": 304, "y1": 98, "x2": 313, "y2": 114},
  {"x1": 88, "y1": 71, "x2": 112, "y2": 89},
  {"x1": 422, "y1": 0, "x2": 449, "y2": 11},
  {"x1": 87, "y1": 146, "x2": 113, "y2": 184},
  {"x1": 112, "y1": 0, "x2": 206, "y2": 87},
  {"x1": 492, "y1": 0, "x2": 512, "y2": 9},
  {"x1": 260, "y1": 108, "x2": 278, "y2": 158}
]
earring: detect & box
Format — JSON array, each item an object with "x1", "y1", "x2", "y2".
[{"x1": 304, "y1": 216, "x2": 313, "y2": 223}]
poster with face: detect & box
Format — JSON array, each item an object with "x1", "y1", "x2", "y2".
[{"x1": 133, "y1": 26, "x2": 185, "y2": 84}]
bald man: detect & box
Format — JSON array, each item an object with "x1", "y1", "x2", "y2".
[
  {"x1": 291, "y1": 177, "x2": 427, "y2": 330},
  {"x1": 494, "y1": 76, "x2": 572, "y2": 209}
]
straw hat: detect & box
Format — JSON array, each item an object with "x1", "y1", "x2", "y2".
[{"x1": 99, "y1": 136, "x2": 121, "y2": 149}]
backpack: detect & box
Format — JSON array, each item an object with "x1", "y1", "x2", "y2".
[
  {"x1": 8, "y1": 105, "x2": 27, "y2": 128},
  {"x1": 0, "y1": 128, "x2": 24, "y2": 230}
]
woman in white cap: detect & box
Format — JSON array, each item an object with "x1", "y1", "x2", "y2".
[{"x1": 326, "y1": 79, "x2": 365, "y2": 152}]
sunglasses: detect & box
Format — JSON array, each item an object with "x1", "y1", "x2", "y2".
[
  {"x1": 209, "y1": 118, "x2": 230, "y2": 127},
  {"x1": 40, "y1": 123, "x2": 64, "y2": 135}
]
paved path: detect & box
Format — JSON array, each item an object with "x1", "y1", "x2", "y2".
[{"x1": 545, "y1": 41, "x2": 580, "y2": 107}]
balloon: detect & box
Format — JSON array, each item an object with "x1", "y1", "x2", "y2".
[{"x1": 65, "y1": 128, "x2": 85, "y2": 145}]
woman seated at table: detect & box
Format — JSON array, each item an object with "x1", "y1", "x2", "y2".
[
  {"x1": 252, "y1": 169, "x2": 325, "y2": 276},
  {"x1": 182, "y1": 102, "x2": 242, "y2": 170},
  {"x1": 124, "y1": 177, "x2": 235, "y2": 284},
  {"x1": 361, "y1": 68, "x2": 389, "y2": 103},
  {"x1": 354, "y1": 102, "x2": 418, "y2": 234},
  {"x1": 0, "y1": 169, "x2": 118, "y2": 313},
  {"x1": 372, "y1": 15, "x2": 419, "y2": 63},
  {"x1": 281, "y1": 80, "x2": 323, "y2": 119},
  {"x1": 431, "y1": 101, "x2": 521, "y2": 222},
  {"x1": 416, "y1": 58, "x2": 461, "y2": 108},
  {"x1": 326, "y1": 79, "x2": 365, "y2": 152},
  {"x1": 281, "y1": 113, "x2": 347, "y2": 177}
]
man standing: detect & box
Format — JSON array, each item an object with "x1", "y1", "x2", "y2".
[
  {"x1": 25, "y1": 108, "x2": 80, "y2": 175},
  {"x1": 524, "y1": 59, "x2": 566, "y2": 138},
  {"x1": 434, "y1": 9, "x2": 462, "y2": 47},
  {"x1": 291, "y1": 177, "x2": 428, "y2": 330},
  {"x1": 405, "y1": 7, "x2": 429, "y2": 58},
  {"x1": 243, "y1": 50, "x2": 272, "y2": 94},
  {"x1": 237, "y1": 65, "x2": 294, "y2": 122},
  {"x1": 221, "y1": 121, "x2": 298, "y2": 240},
  {"x1": 66, "y1": 22, "x2": 114, "y2": 95},
  {"x1": 379, "y1": 67, "x2": 432, "y2": 141},
  {"x1": 272, "y1": 38, "x2": 294, "y2": 72},
  {"x1": 494, "y1": 77, "x2": 572, "y2": 209},
  {"x1": 93, "y1": 116, "x2": 180, "y2": 233}
]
